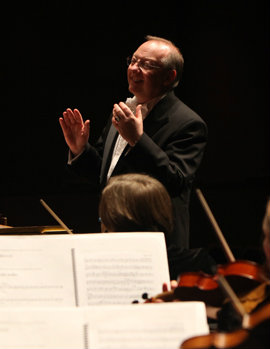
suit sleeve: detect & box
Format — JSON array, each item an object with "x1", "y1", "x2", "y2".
[
  {"x1": 66, "y1": 119, "x2": 112, "y2": 185},
  {"x1": 123, "y1": 118, "x2": 208, "y2": 196}
]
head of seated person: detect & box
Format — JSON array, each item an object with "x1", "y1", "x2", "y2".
[
  {"x1": 99, "y1": 173, "x2": 173, "y2": 244},
  {"x1": 99, "y1": 173, "x2": 217, "y2": 279}
]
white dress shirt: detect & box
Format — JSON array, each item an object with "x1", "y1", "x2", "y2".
[{"x1": 106, "y1": 95, "x2": 163, "y2": 181}]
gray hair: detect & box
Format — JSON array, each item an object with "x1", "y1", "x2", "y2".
[{"x1": 145, "y1": 35, "x2": 184, "y2": 89}]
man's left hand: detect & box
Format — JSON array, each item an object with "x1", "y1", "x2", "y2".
[{"x1": 112, "y1": 102, "x2": 143, "y2": 147}]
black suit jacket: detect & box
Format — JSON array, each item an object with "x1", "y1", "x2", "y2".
[{"x1": 69, "y1": 91, "x2": 207, "y2": 248}]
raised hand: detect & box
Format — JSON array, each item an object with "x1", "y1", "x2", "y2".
[
  {"x1": 112, "y1": 102, "x2": 143, "y2": 146},
  {"x1": 59, "y1": 108, "x2": 90, "y2": 156}
]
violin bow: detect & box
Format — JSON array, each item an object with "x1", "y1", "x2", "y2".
[
  {"x1": 40, "y1": 199, "x2": 73, "y2": 235},
  {"x1": 195, "y1": 189, "x2": 249, "y2": 321},
  {"x1": 217, "y1": 274, "x2": 247, "y2": 318},
  {"x1": 196, "y1": 188, "x2": 235, "y2": 263}
]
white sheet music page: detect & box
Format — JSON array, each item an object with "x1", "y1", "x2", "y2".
[
  {"x1": 0, "y1": 232, "x2": 170, "y2": 306},
  {"x1": 0, "y1": 235, "x2": 75, "y2": 307},
  {"x1": 0, "y1": 302, "x2": 209, "y2": 349},
  {"x1": 0, "y1": 308, "x2": 85, "y2": 349},
  {"x1": 73, "y1": 232, "x2": 170, "y2": 305},
  {"x1": 86, "y1": 302, "x2": 209, "y2": 349}
]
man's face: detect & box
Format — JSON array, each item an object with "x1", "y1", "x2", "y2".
[{"x1": 127, "y1": 41, "x2": 171, "y2": 103}]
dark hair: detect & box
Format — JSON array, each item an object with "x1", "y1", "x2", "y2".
[
  {"x1": 99, "y1": 173, "x2": 174, "y2": 236},
  {"x1": 145, "y1": 35, "x2": 184, "y2": 88}
]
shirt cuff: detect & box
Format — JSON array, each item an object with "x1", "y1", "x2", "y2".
[{"x1": 67, "y1": 149, "x2": 85, "y2": 165}]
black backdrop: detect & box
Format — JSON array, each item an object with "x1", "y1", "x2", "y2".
[{"x1": 1, "y1": 1, "x2": 269, "y2": 262}]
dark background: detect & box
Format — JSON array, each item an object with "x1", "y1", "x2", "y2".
[{"x1": 0, "y1": 1, "x2": 269, "y2": 263}]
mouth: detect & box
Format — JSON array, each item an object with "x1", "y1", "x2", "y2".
[
  {"x1": 128, "y1": 71, "x2": 143, "y2": 83},
  {"x1": 130, "y1": 77, "x2": 143, "y2": 84}
]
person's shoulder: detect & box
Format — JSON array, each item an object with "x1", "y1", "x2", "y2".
[{"x1": 163, "y1": 92, "x2": 206, "y2": 127}]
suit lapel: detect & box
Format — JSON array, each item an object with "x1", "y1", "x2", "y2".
[
  {"x1": 100, "y1": 125, "x2": 118, "y2": 184},
  {"x1": 100, "y1": 92, "x2": 175, "y2": 184},
  {"x1": 143, "y1": 92, "x2": 173, "y2": 137}
]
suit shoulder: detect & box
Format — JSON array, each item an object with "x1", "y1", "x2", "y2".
[{"x1": 166, "y1": 92, "x2": 206, "y2": 127}]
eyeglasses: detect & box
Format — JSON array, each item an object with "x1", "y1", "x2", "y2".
[{"x1": 126, "y1": 56, "x2": 162, "y2": 71}]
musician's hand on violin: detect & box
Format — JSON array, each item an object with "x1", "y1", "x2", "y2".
[
  {"x1": 144, "y1": 297, "x2": 163, "y2": 303},
  {"x1": 143, "y1": 281, "x2": 178, "y2": 303},
  {"x1": 162, "y1": 280, "x2": 178, "y2": 292},
  {"x1": 59, "y1": 108, "x2": 90, "y2": 156}
]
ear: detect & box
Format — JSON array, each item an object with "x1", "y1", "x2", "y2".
[{"x1": 164, "y1": 69, "x2": 177, "y2": 87}]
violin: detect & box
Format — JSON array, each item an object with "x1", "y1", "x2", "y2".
[
  {"x1": 149, "y1": 259, "x2": 268, "y2": 307},
  {"x1": 180, "y1": 328, "x2": 249, "y2": 348},
  {"x1": 149, "y1": 189, "x2": 269, "y2": 306},
  {"x1": 173, "y1": 260, "x2": 267, "y2": 307},
  {"x1": 178, "y1": 259, "x2": 270, "y2": 348},
  {"x1": 179, "y1": 189, "x2": 270, "y2": 348},
  {"x1": 180, "y1": 303, "x2": 270, "y2": 349},
  {"x1": 176, "y1": 189, "x2": 269, "y2": 306},
  {"x1": 148, "y1": 190, "x2": 270, "y2": 348}
]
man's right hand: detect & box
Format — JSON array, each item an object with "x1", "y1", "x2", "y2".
[{"x1": 59, "y1": 108, "x2": 90, "y2": 156}]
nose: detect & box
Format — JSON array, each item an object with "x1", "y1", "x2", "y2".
[{"x1": 129, "y1": 61, "x2": 141, "y2": 72}]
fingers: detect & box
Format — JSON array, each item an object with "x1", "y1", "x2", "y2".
[
  {"x1": 59, "y1": 117, "x2": 68, "y2": 137},
  {"x1": 162, "y1": 283, "x2": 169, "y2": 292},
  {"x1": 113, "y1": 102, "x2": 142, "y2": 122},
  {"x1": 135, "y1": 104, "x2": 142, "y2": 119},
  {"x1": 63, "y1": 108, "x2": 75, "y2": 125},
  {"x1": 112, "y1": 110, "x2": 120, "y2": 123},
  {"x1": 59, "y1": 116, "x2": 67, "y2": 130},
  {"x1": 73, "y1": 108, "x2": 84, "y2": 123},
  {"x1": 118, "y1": 102, "x2": 133, "y2": 116},
  {"x1": 113, "y1": 104, "x2": 124, "y2": 122},
  {"x1": 170, "y1": 280, "x2": 178, "y2": 290},
  {"x1": 162, "y1": 280, "x2": 178, "y2": 293},
  {"x1": 62, "y1": 108, "x2": 83, "y2": 126},
  {"x1": 84, "y1": 119, "x2": 91, "y2": 136},
  {"x1": 112, "y1": 105, "x2": 122, "y2": 126},
  {"x1": 113, "y1": 102, "x2": 133, "y2": 121},
  {"x1": 60, "y1": 108, "x2": 90, "y2": 140}
]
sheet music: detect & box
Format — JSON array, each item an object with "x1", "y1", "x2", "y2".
[
  {"x1": 0, "y1": 302, "x2": 209, "y2": 349},
  {"x1": 0, "y1": 237, "x2": 75, "y2": 307},
  {"x1": 0, "y1": 233, "x2": 170, "y2": 306},
  {"x1": 0, "y1": 308, "x2": 85, "y2": 349},
  {"x1": 74, "y1": 233, "x2": 170, "y2": 304},
  {"x1": 86, "y1": 302, "x2": 209, "y2": 349}
]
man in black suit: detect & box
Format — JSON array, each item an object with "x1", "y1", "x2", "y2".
[{"x1": 59, "y1": 35, "x2": 207, "y2": 249}]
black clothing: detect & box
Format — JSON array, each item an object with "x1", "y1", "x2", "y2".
[{"x1": 69, "y1": 92, "x2": 207, "y2": 248}]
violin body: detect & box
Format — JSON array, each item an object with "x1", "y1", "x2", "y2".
[
  {"x1": 180, "y1": 329, "x2": 249, "y2": 348},
  {"x1": 181, "y1": 303, "x2": 270, "y2": 349},
  {"x1": 174, "y1": 272, "x2": 223, "y2": 307},
  {"x1": 217, "y1": 260, "x2": 267, "y2": 295},
  {"x1": 178, "y1": 189, "x2": 270, "y2": 347},
  {"x1": 171, "y1": 260, "x2": 267, "y2": 307}
]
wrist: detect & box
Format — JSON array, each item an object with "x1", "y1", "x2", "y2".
[{"x1": 129, "y1": 134, "x2": 142, "y2": 147}]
